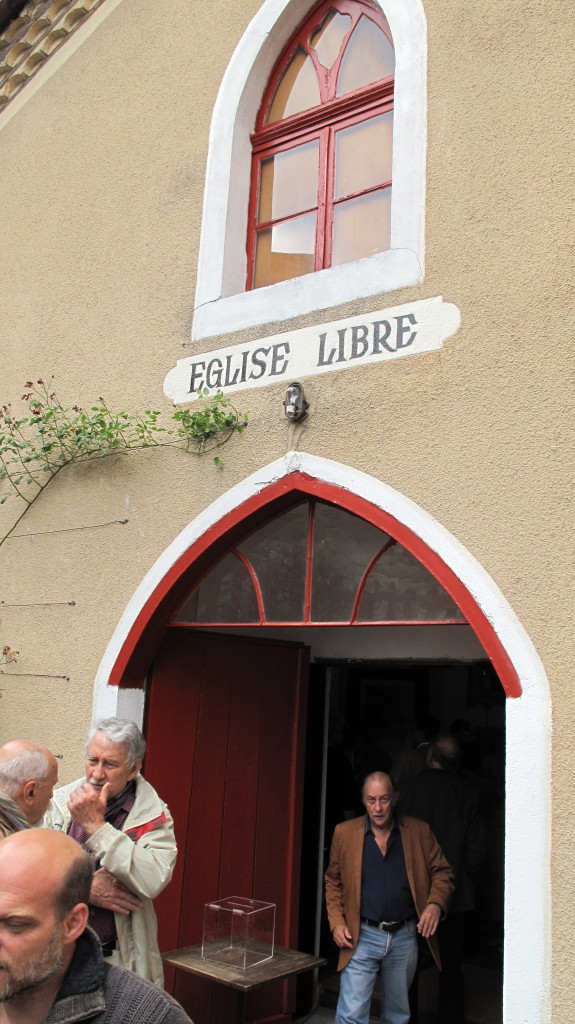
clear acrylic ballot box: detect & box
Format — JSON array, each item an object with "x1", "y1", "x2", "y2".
[{"x1": 201, "y1": 897, "x2": 276, "y2": 969}]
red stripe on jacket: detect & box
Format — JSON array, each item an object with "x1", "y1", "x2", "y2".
[{"x1": 124, "y1": 811, "x2": 167, "y2": 842}]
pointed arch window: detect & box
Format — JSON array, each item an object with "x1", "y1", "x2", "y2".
[
  {"x1": 173, "y1": 500, "x2": 467, "y2": 627},
  {"x1": 247, "y1": 0, "x2": 395, "y2": 290}
]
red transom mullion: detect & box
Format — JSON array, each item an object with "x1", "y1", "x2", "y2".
[
  {"x1": 171, "y1": 618, "x2": 468, "y2": 628},
  {"x1": 304, "y1": 501, "x2": 315, "y2": 623},
  {"x1": 256, "y1": 0, "x2": 392, "y2": 131},
  {"x1": 252, "y1": 79, "x2": 394, "y2": 152},
  {"x1": 350, "y1": 538, "x2": 396, "y2": 623},
  {"x1": 232, "y1": 548, "x2": 267, "y2": 624}
]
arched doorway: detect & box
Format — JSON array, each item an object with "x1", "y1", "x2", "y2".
[{"x1": 94, "y1": 454, "x2": 550, "y2": 1024}]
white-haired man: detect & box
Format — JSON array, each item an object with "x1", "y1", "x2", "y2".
[
  {"x1": 0, "y1": 739, "x2": 59, "y2": 837},
  {"x1": 44, "y1": 718, "x2": 177, "y2": 988}
]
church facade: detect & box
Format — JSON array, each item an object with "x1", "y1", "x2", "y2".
[{"x1": 1, "y1": 1, "x2": 572, "y2": 1021}]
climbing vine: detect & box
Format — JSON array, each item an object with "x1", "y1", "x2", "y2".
[{"x1": 0, "y1": 379, "x2": 248, "y2": 668}]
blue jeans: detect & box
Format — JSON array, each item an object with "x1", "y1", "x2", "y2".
[{"x1": 336, "y1": 921, "x2": 419, "y2": 1024}]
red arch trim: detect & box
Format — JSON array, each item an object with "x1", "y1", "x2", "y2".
[{"x1": 109, "y1": 472, "x2": 521, "y2": 697}]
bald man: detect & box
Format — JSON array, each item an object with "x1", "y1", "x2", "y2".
[
  {"x1": 0, "y1": 829, "x2": 193, "y2": 1024},
  {"x1": 325, "y1": 771, "x2": 455, "y2": 1024},
  {"x1": 0, "y1": 740, "x2": 59, "y2": 837}
]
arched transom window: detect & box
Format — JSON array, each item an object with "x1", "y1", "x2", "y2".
[
  {"x1": 173, "y1": 500, "x2": 466, "y2": 626},
  {"x1": 247, "y1": 0, "x2": 395, "y2": 290}
]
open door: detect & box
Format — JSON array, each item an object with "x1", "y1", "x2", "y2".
[
  {"x1": 102, "y1": 460, "x2": 548, "y2": 1024},
  {"x1": 144, "y1": 628, "x2": 309, "y2": 1023}
]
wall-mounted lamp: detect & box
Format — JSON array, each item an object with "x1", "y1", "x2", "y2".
[{"x1": 283, "y1": 382, "x2": 309, "y2": 424}]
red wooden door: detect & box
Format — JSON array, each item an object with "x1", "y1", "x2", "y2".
[{"x1": 143, "y1": 629, "x2": 309, "y2": 1023}]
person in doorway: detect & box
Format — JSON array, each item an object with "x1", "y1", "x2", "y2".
[
  {"x1": 0, "y1": 739, "x2": 59, "y2": 837},
  {"x1": 398, "y1": 734, "x2": 486, "y2": 1024},
  {"x1": 325, "y1": 714, "x2": 357, "y2": 852},
  {"x1": 44, "y1": 717, "x2": 177, "y2": 988},
  {"x1": 0, "y1": 828, "x2": 193, "y2": 1024},
  {"x1": 325, "y1": 771, "x2": 454, "y2": 1024},
  {"x1": 391, "y1": 714, "x2": 440, "y2": 784}
]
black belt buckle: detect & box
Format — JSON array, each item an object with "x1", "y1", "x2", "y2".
[
  {"x1": 378, "y1": 919, "x2": 402, "y2": 933},
  {"x1": 362, "y1": 916, "x2": 404, "y2": 933}
]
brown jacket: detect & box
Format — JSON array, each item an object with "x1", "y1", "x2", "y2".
[{"x1": 325, "y1": 814, "x2": 455, "y2": 971}]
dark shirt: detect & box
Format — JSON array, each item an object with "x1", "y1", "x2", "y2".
[
  {"x1": 360, "y1": 818, "x2": 416, "y2": 922},
  {"x1": 68, "y1": 782, "x2": 137, "y2": 943},
  {"x1": 398, "y1": 769, "x2": 485, "y2": 914}
]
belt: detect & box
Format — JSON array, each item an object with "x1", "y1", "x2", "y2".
[{"x1": 361, "y1": 917, "x2": 412, "y2": 933}]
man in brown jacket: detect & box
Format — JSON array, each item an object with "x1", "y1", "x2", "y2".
[{"x1": 325, "y1": 771, "x2": 454, "y2": 1024}]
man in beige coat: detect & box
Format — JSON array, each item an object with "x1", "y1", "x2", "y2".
[
  {"x1": 44, "y1": 718, "x2": 177, "y2": 988},
  {"x1": 325, "y1": 771, "x2": 454, "y2": 1024}
]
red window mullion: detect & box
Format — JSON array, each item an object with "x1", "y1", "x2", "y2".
[
  {"x1": 246, "y1": 151, "x2": 259, "y2": 289},
  {"x1": 323, "y1": 123, "x2": 338, "y2": 268},
  {"x1": 315, "y1": 127, "x2": 330, "y2": 271}
]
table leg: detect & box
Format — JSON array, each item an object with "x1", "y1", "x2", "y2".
[{"x1": 236, "y1": 990, "x2": 247, "y2": 1024}]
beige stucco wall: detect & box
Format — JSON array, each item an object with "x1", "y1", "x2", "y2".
[{"x1": 0, "y1": 0, "x2": 573, "y2": 1016}]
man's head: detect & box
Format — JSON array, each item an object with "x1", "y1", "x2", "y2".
[
  {"x1": 0, "y1": 829, "x2": 93, "y2": 1004},
  {"x1": 0, "y1": 740, "x2": 59, "y2": 824},
  {"x1": 427, "y1": 734, "x2": 461, "y2": 771},
  {"x1": 362, "y1": 771, "x2": 397, "y2": 832},
  {"x1": 85, "y1": 718, "x2": 145, "y2": 799},
  {"x1": 413, "y1": 714, "x2": 440, "y2": 746}
]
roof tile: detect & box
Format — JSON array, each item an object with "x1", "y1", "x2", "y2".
[{"x1": 0, "y1": 0, "x2": 106, "y2": 112}]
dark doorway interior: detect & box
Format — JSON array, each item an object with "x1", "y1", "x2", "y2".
[{"x1": 297, "y1": 659, "x2": 504, "y2": 1024}]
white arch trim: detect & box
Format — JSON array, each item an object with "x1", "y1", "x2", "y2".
[
  {"x1": 95, "y1": 452, "x2": 550, "y2": 1024},
  {"x1": 192, "y1": 0, "x2": 427, "y2": 341}
]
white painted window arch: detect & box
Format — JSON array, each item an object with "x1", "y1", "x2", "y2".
[{"x1": 192, "y1": 0, "x2": 427, "y2": 341}]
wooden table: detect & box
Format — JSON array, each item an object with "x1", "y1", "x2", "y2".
[{"x1": 162, "y1": 944, "x2": 327, "y2": 1023}]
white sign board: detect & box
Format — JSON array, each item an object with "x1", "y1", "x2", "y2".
[{"x1": 164, "y1": 296, "x2": 460, "y2": 405}]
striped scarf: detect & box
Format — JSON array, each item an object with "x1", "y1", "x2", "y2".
[
  {"x1": 0, "y1": 790, "x2": 30, "y2": 836},
  {"x1": 67, "y1": 781, "x2": 137, "y2": 944}
]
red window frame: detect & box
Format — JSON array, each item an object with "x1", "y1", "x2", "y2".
[
  {"x1": 172, "y1": 498, "x2": 468, "y2": 628},
  {"x1": 246, "y1": 0, "x2": 395, "y2": 290}
]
